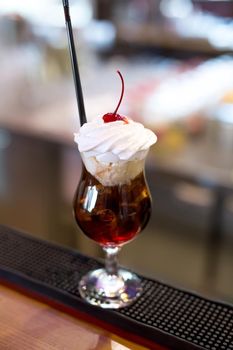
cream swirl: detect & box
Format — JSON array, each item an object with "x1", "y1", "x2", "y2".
[{"x1": 74, "y1": 117, "x2": 157, "y2": 163}]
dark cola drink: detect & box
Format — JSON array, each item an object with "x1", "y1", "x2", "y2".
[{"x1": 73, "y1": 166, "x2": 152, "y2": 246}]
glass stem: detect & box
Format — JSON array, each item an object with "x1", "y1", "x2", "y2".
[{"x1": 103, "y1": 246, "x2": 120, "y2": 276}]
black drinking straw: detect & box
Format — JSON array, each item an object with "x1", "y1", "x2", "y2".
[{"x1": 62, "y1": 0, "x2": 87, "y2": 126}]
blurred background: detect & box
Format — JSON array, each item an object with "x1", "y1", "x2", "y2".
[{"x1": 0, "y1": 0, "x2": 232, "y2": 303}]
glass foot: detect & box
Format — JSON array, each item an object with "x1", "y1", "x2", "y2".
[{"x1": 79, "y1": 268, "x2": 142, "y2": 309}]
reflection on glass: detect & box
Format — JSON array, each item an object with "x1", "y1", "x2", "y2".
[{"x1": 73, "y1": 163, "x2": 152, "y2": 309}]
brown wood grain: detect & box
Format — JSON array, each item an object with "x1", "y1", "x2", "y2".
[{"x1": 0, "y1": 285, "x2": 151, "y2": 350}]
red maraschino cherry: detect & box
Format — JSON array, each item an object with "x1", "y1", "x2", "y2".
[{"x1": 103, "y1": 71, "x2": 128, "y2": 124}]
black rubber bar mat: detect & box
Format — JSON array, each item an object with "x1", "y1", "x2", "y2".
[{"x1": 0, "y1": 225, "x2": 232, "y2": 350}]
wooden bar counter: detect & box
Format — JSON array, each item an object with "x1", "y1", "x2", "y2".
[{"x1": 0, "y1": 285, "x2": 152, "y2": 350}]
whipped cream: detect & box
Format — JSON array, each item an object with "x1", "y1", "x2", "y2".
[{"x1": 74, "y1": 117, "x2": 157, "y2": 186}]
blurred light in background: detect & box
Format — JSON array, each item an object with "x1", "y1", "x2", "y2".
[
  {"x1": 160, "y1": 0, "x2": 193, "y2": 19},
  {"x1": 0, "y1": 0, "x2": 94, "y2": 27},
  {"x1": 82, "y1": 20, "x2": 116, "y2": 51}
]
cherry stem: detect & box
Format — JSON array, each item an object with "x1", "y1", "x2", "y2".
[{"x1": 113, "y1": 70, "x2": 124, "y2": 115}]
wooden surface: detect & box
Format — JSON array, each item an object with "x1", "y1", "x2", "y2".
[{"x1": 0, "y1": 285, "x2": 153, "y2": 350}]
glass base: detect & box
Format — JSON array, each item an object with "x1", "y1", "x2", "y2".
[{"x1": 79, "y1": 268, "x2": 142, "y2": 309}]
